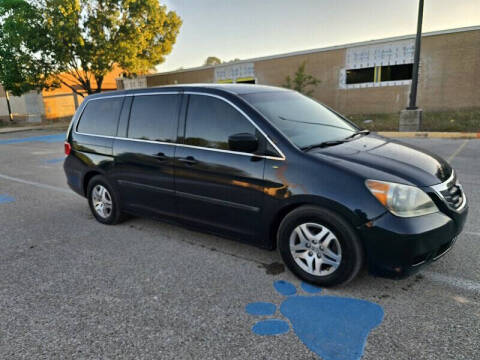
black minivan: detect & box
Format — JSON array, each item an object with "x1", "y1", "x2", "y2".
[{"x1": 64, "y1": 84, "x2": 468, "y2": 286}]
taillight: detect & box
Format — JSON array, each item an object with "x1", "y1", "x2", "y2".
[{"x1": 64, "y1": 141, "x2": 72, "y2": 155}]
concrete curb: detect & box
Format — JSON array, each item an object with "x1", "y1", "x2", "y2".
[
  {"x1": 0, "y1": 123, "x2": 69, "y2": 134},
  {"x1": 378, "y1": 131, "x2": 480, "y2": 139}
]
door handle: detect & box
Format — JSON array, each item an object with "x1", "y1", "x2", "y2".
[
  {"x1": 154, "y1": 152, "x2": 168, "y2": 161},
  {"x1": 178, "y1": 156, "x2": 198, "y2": 165}
]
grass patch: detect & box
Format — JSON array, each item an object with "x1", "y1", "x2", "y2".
[{"x1": 348, "y1": 109, "x2": 480, "y2": 132}]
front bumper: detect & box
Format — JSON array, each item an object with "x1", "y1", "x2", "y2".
[{"x1": 358, "y1": 205, "x2": 468, "y2": 278}]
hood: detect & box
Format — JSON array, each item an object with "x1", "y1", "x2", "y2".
[{"x1": 310, "y1": 134, "x2": 452, "y2": 186}]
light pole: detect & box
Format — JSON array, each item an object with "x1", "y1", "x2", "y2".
[
  {"x1": 399, "y1": 0, "x2": 424, "y2": 131},
  {"x1": 408, "y1": 0, "x2": 424, "y2": 109}
]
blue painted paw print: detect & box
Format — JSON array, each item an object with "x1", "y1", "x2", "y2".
[
  {"x1": 0, "y1": 194, "x2": 15, "y2": 204},
  {"x1": 246, "y1": 280, "x2": 384, "y2": 360}
]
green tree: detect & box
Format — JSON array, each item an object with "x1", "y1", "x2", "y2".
[
  {"x1": 283, "y1": 61, "x2": 320, "y2": 96},
  {"x1": 204, "y1": 56, "x2": 221, "y2": 66},
  {"x1": 0, "y1": 0, "x2": 182, "y2": 96}
]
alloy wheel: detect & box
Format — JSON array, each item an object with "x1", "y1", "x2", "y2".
[
  {"x1": 91, "y1": 184, "x2": 113, "y2": 219},
  {"x1": 289, "y1": 222, "x2": 342, "y2": 276}
]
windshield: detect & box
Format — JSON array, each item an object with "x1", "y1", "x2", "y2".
[{"x1": 241, "y1": 91, "x2": 358, "y2": 149}]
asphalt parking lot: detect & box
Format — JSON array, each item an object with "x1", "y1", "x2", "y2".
[{"x1": 0, "y1": 130, "x2": 479, "y2": 360}]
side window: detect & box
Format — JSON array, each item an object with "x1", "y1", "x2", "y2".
[
  {"x1": 128, "y1": 95, "x2": 180, "y2": 142},
  {"x1": 76, "y1": 97, "x2": 123, "y2": 136},
  {"x1": 185, "y1": 95, "x2": 256, "y2": 151}
]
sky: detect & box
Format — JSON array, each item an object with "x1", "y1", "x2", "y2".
[{"x1": 158, "y1": 0, "x2": 480, "y2": 73}]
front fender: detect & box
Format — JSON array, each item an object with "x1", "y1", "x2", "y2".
[{"x1": 258, "y1": 156, "x2": 387, "y2": 249}]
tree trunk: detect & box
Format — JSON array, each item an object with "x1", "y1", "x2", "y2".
[
  {"x1": 85, "y1": 78, "x2": 93, "y2": 95},
  {"x1": 5, "y1": 91, "x2": 14, "y2": 122},
  {"x1": 95, "y1": 76, "x2": 104, "y2": 93}
]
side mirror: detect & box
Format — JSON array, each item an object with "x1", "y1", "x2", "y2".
[{"x1": 228, "y1": 133, "x2": 259, "y2": 153}]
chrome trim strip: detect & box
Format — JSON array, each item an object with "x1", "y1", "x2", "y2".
[
  {"x1": 431, "y1": 170, "x2": 456, "y2": 192},
  {"x1": 433, "y1": 237, "x2": 457, "y2": 261},
  {"x1": 412, "y1": 236, "x2": 457, "y2": 267},
  {"x1": 73, "y1": 91, "x2": 286, "y2": 161},
  {"x1": 83, "y1": 91, "x2": 183, "y2": 100},
  {"x1": 174, "y1": 142, "x2": 282, "y2": 160},
  {"x1": 412, "y1": 260, "x2": 427, "y2": 267},
  {"x1": 76, "y1": 132, "x2": 177, "y2": 146},
  {"x1": 74, "y1": 132, "x2": 283, "y2": 160},
  {"x1": 74, "y1": 132, "x2": 117, "y2": 140},
  {"x1": 430, "y1": 170, "x2": 467, "y2": 212},
  {"x1": 457, "y1": 186, "x2": 467, "y2": 211}
]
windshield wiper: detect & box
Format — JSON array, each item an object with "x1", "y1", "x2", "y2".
[
  {"x1": 301, "y1": 130, "x2": 371, "y2": 152},
  {"x1": 344, "y1": 129, "x2": 370, "y2": 140},
  {"x1": 301, "y1": 139, "x2": 348, "y2": 152}
]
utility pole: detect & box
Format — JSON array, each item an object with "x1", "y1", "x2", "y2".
[
  {"x1": 408, "y1": 0, "x2": 424, "y2": 109},
  {"x1": 399, "y1": 0, "x2": 424, "y2": 131}
]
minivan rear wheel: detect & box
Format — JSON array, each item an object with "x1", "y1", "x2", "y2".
[
  {"x1": 277, "y1": 205, "x2": 363, "y2": 287},
  {"x1": 87, "y1": 175, "x2": 124, "y2": 225}
]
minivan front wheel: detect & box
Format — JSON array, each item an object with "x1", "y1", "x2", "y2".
[
  {"x1": 277, "y1": 206, "x2": 363, "y2": 287},
  {"x1": 87, "y1": 175, "x2": 124, "y2": 225}
]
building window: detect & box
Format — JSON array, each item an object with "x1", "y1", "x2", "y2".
[
  {"x1": 216, "y1": 77, "x2": 256, "y2": 84},
  {"x1": 235, "y1": 77, "x2": 256, "y2": 84},
  {"x1": 346, "y1": 67, "x2": 375, "y2": 84},
  {"x1": 344, "y1": 64, "x2": 412, "y2": 87},
  {"x1": 380, "y1": 64, "x2": 413, "y2": 82}
]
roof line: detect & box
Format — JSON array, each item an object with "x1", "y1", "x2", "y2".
[{"x1": 136, "y1": 25, "x2": 480, "y2": 78}]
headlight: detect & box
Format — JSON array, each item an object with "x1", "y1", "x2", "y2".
[{"x1": 365, "y1": 180, "x2": 438, "y2": 217}]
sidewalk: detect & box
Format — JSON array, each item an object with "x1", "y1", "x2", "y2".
[{"x1": 0, "y1": 122, "x2": 70, "y2": 134}]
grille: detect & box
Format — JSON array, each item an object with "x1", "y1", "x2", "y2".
[{"x1": 440, "y1": 184, "x2": 464, "y2": 210}]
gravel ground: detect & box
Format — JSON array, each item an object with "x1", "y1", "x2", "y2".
[{"x1": 0, "y1": 130, "x2": 479, "y2": 360}]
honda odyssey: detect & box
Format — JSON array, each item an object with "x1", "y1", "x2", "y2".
[{"x1": 63, "y1": 84, "x2": 468, "y2": 286}]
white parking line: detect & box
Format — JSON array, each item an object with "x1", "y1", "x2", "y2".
[
  {"x1": 423, "y1": 271, "x2": 480, "y2": 294},
  {"x1": 2, "y1": 172, "x2": 480, "y2": 296},
  {"x1": 466, "y1": 231, "x2": 480, "y2": 237},
  {"x1": 0, "y1": 173, "x2": 74, "y2": 195},
  {"x1": 447, "y1": 139, "x2": 469, "y2": 163},
  {"x1": 32, "y1": 150, "x2": 61, "y2": 155}
]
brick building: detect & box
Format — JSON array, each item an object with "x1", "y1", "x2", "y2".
[{"x1": 117, "y1": 26, "x2": 480, "y2": 117}]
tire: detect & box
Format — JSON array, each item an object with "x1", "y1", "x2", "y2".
[
  {"x1": 87, "y1": 175, "x2": 125, "y2": 225},
  {"x1": 277, "y1": 205, "x2": 364, "y2": 287}
]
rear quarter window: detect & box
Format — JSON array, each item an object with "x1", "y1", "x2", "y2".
[{"x1": 76, "y1": 97, "x2": 124, "y2": 136}]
